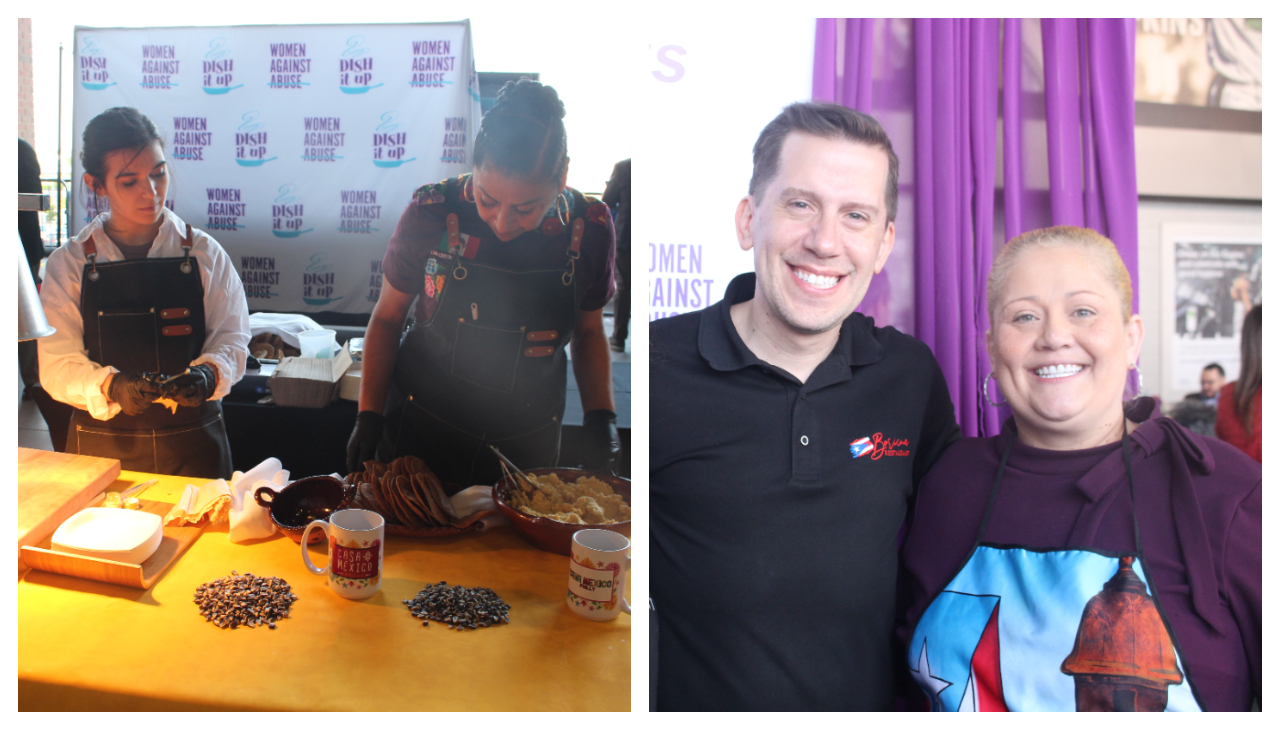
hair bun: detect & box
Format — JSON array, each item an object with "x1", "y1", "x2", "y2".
[
  {"x1": 474, "y1": 79, "x2": 568, "y2": 183},
  {"x1": 493, "y1": 78, "x2": 565, "y2": 123}
]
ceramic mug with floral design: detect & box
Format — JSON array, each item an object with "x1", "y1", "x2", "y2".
[
  {"x1": 301, "y1": 509, "x2": 384, "y2": 600},
  {"x1": 567, "y1": 529, "x2": 631, "y2": 621}
]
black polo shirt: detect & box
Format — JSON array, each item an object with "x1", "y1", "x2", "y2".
[{"x1": 650, "y1": 273, "x2": 960, "y2": 711}]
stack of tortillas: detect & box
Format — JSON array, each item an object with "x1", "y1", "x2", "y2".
[{"x1": 346, "y1": 456, "x2": 461, "y2": 528}]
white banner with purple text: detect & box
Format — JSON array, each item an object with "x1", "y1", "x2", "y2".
[{"x1": 72, "y1": 21, "x2": 481, "y2": 315}]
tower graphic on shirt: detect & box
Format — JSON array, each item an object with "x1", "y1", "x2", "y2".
[
  {"x1": 1061, "y1": 556, "x2": 1184, "y2": 711},
  {"x1": 909, "y1": 547, "x2": 1202, "y2": 712}
]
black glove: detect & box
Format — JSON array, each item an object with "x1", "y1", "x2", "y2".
[
  {"x1": 160, "y1": 364, "x2": 218, "y2": 408},
  {"x1": 107, "y1": 371, "x2": 162, "y2": 416},
  {"x1": 347, "y1": 411, "x2": 385, "y2": 474},
  {"x1": 579, "y1": 409, "x2": 621, "y2": 475}
]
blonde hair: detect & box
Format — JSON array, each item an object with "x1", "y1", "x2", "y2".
[{"x1": 987, "y1": 225, "x2": 1133, "y2": 327}]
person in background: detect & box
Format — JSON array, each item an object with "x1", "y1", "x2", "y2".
[
  {"x1": 900, "y1": 226, "x2": 1260, "y2": 711},
  {"x1": 1216, "y1": 305, "x2": 1261, "y2": 462},
  {"x1": 650, "y1": 103, "x2": 960, "y2": 710},
  {"x1": 1189, "y1": 363, "x2": 1226, "y2": 407},
  {"x1": 1168, "y1": 362, "x2": 1226, "y2": 436},
  {"x1": 348, "y1": 79, "x2": 619, "y2": 485},
  {"x1": 38, "y1": 107, "x2": 250, "y2": 478},
  {"x1": 19, "y1": 138, "x2": 45, "y2": 399},
  {"x1": 602, "y1": 158, "x2": 630, "y2": 352}
]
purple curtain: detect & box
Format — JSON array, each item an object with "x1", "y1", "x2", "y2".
[{"x1": 812, "y1": 18, "x2": 1139, "y2": 437}]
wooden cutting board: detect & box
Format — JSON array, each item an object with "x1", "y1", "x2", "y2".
[{"x1": 18, "y1": 448, "x2": 121, "y2": 553}]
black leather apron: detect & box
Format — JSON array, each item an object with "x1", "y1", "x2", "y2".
[
  {"x1": 69, "y1": 225, "x2": 233, "y2": 479},
  {"x1": 381, "y1": 205, "x2": 583, "y2": 487}
]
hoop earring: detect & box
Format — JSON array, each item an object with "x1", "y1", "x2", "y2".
[
  {"x1": 983, "y1": 372, "x2": 1007, "y2": 408},
  {"x1": 555, "y1": 192, "x2": 570, "y2": 226}
]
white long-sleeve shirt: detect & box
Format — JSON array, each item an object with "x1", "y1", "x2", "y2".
[{"x1": 38, "y1": 207, "x2": 251, "y2": 421}]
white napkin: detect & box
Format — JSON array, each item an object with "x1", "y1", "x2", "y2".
[
  {"x1": 248, "y1": 312, "x2": 325, "y2": 350},
  {"x1": 163, "y1": 479, "x2": 233, "y2": 526},
  {"x1": 227, "y1": 458, "x2": 291, "y2": 543},
  {"x1": 451, "y1": 485, "x2": 509, "y2": 532}
]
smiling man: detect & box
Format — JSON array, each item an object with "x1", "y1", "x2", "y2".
[{"x1": 650, "y1": 103, "x2": 961, "y2": 711}]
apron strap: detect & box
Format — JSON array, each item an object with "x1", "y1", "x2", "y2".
[
  {"x1": 83, "y1": 236, "x2": 100, "y2": 281},
  {"x1": 563, "y1": 218, "x2": 584, "y2": 286},
  {"x1": 447, "y1": 213, "x2": 468, "y2": 280},
  {"x1": 1120, "y1": 429, "x2": 1142, "y2": 553},
  {"x1": 974, "y1": 430, "x2": 1016, "y2": 546},
  {"x1": 180, "y1": 223, "x2": 195, "y2": 274}
]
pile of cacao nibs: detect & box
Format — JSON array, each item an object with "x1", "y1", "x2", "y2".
[
  {"x1": 404, "y1": 581, "x2": 510, "y2": 630},
  {"x1": 193, "y1": 571, "x2": 297, "y2": 629}
]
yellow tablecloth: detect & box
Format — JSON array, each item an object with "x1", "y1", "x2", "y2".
[{"x1": 18, "y1": 471, "x2": 631, "y2": 711}]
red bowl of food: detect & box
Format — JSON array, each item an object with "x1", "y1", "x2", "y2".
[
  {"x1": 255, "y1": 475, "x2": 354, "y2": 544},
  {"x1": 493, "y1": 467, "x2": 631, "y2": 555}
]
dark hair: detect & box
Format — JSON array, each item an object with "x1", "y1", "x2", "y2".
[
  {"x1": 749, "y1": 102, "x2": 899, "y2": 223},
  {"x1": 473, "y1": 79, "x2": 567, "y2": 184},
  {"x1": 81, "y1": 107, "x2": 164, "y2": 186},
  {"x1": 1233, "y1": 305, "x2": 1261, "y2": 436},
  {"x1": 1203, "y1": 362, "x2": 1226, "y2": 377}
]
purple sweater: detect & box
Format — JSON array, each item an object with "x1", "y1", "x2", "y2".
[{"x1": 900, "y1": 402, "x2": 1261, "y2": 711}]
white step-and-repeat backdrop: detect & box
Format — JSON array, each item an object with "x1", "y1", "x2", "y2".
[{"x1": 72, "y1": 22, "x2": 481, "y2": 315}]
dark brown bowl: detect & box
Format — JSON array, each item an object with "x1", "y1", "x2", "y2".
[
  {"x1": 255, "y1": 476, "x2": 354, "y2": 544},
  {"x1": 493, "y1": 467, "x2": 631, "y2": 555}
]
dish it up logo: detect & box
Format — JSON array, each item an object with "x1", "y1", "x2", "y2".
[
  {"x1": 850, "y1": 433, "x2": 912, "y2": 460},
  {"x1": 302, "y1": 253, "x2": 344, "y2": 306},
  {"x1": 339, "y1": 35, "x2": 381, "y2": 94},
  {"x1": 79, "y1": 36, "x2": 115, "y2": 90},
  {"x1": 271, "y1": 183, "x2": 312, "y2": 238},
  {"x1": 235, "y1": 111, "x2": 275, "y2": 166},
  {"x1": 372, "y1": 111, "x2": 414, "y2": 168},
  {"x1": 203, "y1": 37, "x2": 241, "y2": 94}
]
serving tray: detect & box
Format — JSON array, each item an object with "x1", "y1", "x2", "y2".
[{"x1": 20, "y1": 498, "x2": 206, "y2": 589}]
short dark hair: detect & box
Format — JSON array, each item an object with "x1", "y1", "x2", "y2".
[
  {"x1": 749, "y1": 102, "x2": 899, "y2": 223},
  {"x1": 81, "y1": 107, "x2": 163, "y2": 183},
  {"x1": 473, "y1": 78, "x2": 568, "y2": 184},
  {"x1": 1202, "y1": 363, "x2": 1226, "y2": 377}
]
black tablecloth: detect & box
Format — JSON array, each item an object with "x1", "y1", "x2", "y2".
[{"x1": 223, "y1": 361, "x2": 631, "y2": 479}]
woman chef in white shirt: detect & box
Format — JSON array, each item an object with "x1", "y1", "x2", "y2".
[{"x1": 39, "y1": 107, "x2": 250, "y2": 478}]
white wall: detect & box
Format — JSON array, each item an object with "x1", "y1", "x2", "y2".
[{"x1": 639, "y1": 16, "x2": 816, "y2": 321}]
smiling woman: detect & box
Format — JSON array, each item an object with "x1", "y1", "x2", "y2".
[
  {"x1": 899, "y1": 225, "x2": 1261, "y2": 712},
  {"x1": 985, "y1": 225, "x2": 1143, "y2": 450}
]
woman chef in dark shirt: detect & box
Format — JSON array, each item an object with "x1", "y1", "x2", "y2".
[
  {"x1": 347, "y1": 79, "x2": 619, "y2": 486},
  {"x1": 38, "y1": 107, "x2": 251, "y2": 478}
]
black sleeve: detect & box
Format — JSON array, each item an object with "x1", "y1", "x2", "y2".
[
  {"x1": 18, "y1": 139, "x2": 44, "y2": 274},
  {"x1": 911, "y1": 352, "x2": 961, "y2": 492},
  {"x1": 602, "y1": 160, "x2": 625, "y2": 208}
]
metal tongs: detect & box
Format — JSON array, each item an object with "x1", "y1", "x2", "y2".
[{"x1": 488, "y1": 445, "x2": 542, "y2": 495}]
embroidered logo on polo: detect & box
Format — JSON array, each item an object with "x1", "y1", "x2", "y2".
[{"x1": 849, "y1": 433, "x2": 912, "y2": 459}]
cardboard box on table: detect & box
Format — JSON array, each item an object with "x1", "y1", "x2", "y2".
[{"x1": 267, "y1": 342, "x2": 354, "y2": 408}]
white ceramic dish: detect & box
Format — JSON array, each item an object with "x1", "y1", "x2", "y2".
[{"x1": 51, "y1": 508, "x2": 164, "y2": 564}]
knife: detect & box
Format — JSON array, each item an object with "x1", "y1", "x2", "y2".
[{"x1": 94, "y1": 478, "x2": 158, "y2": 507}]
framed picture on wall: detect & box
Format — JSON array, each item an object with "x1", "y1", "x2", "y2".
[{"x1": 1159, "y1": 223, "x2": 1262, "y2": 404}]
